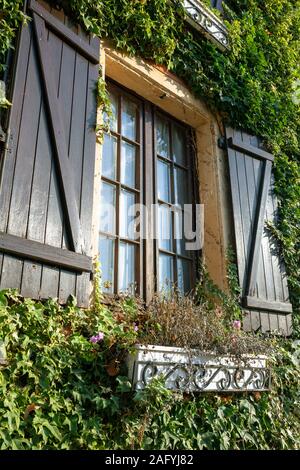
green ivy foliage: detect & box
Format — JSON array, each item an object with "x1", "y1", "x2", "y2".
[
  {"x1": 0, "y1": 291, "x2": 299, "y2": 449},
  {"x1": 0, "y1": 290, "x2": 139, "y2": 449},
  {"x1": 0, "y1": 0, "x2": 26, "y2": 73}
]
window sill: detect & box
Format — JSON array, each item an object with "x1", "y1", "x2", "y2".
[
  {"x1": 183, "y1": 0, "x2": 229, "y2": 51},
  {"x1": 127, "y1": 344, "x2": 270, "y2": 392}
]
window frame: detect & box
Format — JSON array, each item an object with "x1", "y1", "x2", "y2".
[
  {"x1": 100, "y1": 79, "x2": 199, "y2": 300},
  {"x1": 153, "y1": 109, "x2": 198, "y2": 295},
  {"x1": 99, "y1": 81, "x2": 144, "y2": 297}
]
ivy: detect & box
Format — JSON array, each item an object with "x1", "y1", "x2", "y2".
[{"x1": 0, "y1": 290, "x2": 299, "y2": 449}]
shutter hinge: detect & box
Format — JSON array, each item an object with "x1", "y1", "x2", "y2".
[{"x1": 218, "y1": 135, "x2": 227, "y2": 150}]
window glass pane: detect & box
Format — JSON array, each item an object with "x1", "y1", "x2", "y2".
[
  {"x1": 159, "y1": 253, "x2": 174, "y2": 293},
  {"x1": 122, "y1": 98, "x2": 137, "y2": 140},
  {"x1": 120, "y1": 190, "x2": 136, "y2": 240},
  {"x1": 100, "y1": 182, "x2": 116, "y2": 234},
  {"x1": 157, "y1": 159, "x2": 171, "y2": 202},
  {"x1": 174, "y1": 208, "x2": 188, "y2": 256},
  {"x1": 156, "y1": 116, "x2": 170, "y2": 158},
  {"x1": 121, "y1": 141, "x2": 136, "y2": 188},
  {"x1": 172, "y1": 124, "x2": 186, "y2": 166},
  {"x1": 158, "y1": 204, "x2": 172, "y2": 251},
  {"x1": 103, "y1": 92, "x2": 118, "y2": 132},
  {"x1": 177, "y1": 258, "x2": 191, "y2": 294},
  {"x1": 174, "y1": 167, "x2": 188, "y2": 207},
  {"x1": 99, "y1": 236, "x2": 114, "y2": 293},
  {"x1": 102, "y1": 134, "x2": 117, "y2": 180},
  {"x1": 119, "y1": 242, "x2": 135, "y2": 293}
]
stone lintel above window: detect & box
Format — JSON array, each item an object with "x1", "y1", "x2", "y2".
[{"x1": 183, "y1": 0, "x2": 229, "y2": 51}]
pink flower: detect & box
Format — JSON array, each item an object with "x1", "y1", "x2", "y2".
[
  {"x1": 90, "y1": 332, "x2": 104, "y2": 343},
  {"x1": 232, "y1": 320, "x2": 241, "y2": 330},
  {"x1": 133, "y1": 323, "x2": 138, "y2": 332},
  {"x1": 90, "y1": 335, "x2": 99, "y2": 344}
]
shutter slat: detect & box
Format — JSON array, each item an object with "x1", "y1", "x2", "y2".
[
  {"x1": 226, "y1": 129, "x2": 246, "y2": 290},
  {"x1": 243, "y1": 296, "x2": 292, "y2": 313},
  {"x1": 0, "y1": 232, "x2": 92, "y2": 272},
  {"x1": 227, "y1": 137, "x2": 274, "y2": 162}
]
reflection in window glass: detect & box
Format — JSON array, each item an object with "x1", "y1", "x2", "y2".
[
  {"x1": 120, "y1": 190, "x2": 136, "y2": 240},
  {"x1": 103, "y1": 92, "x2": 118, "y2": 132},
  {"x1": 174, "y1": 167, "x2": 187, "y2": 207},
  {"x1": 100, "y1": 182, "x2": 116, "y2": 234},
  {"x1": 158, "y1": 204, "x2": 172, "y2": 251},
  {"x1": 121, "y1": 141, "x2": 136, "y2": 188},
  {"x1": 157, "y1": 159, "x2": 171, "y2": 202},
  {"x1": 119, "y1": 242, "x2": 135, "y2": 293},
  {"x1": 177, "y1": 258, "x2": 191, "y2": 294},
  {"x1": 122, "y1": 98, "x2": 137, "y2": 141},
  {"x1": 172, "y1": 124, "x2": 186, "y2": 165},
  {"x1": 159, "y1": 253, "x2": 174, "y2": 293},
  {"x1": 99, "y1": 236, "x2": 114, "y2": 293},
  {"x1": 102, "y1": 134, "x2": 117, "y2": 180},
  {"x1": 156, "y1": 116, "x2": 170, "y2": 158},
  {"x1": 174, "y1": 209, "x2": 187, "y2": 256}
]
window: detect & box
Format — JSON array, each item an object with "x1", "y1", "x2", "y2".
[
  {"x1": 155, "y1": 113, "x2": 196, "y2": 294},
  {"x1": 99, "y1": 84, "x2": 143, "y2": 295},
  {"x1": 99, "y1": 82, "x2": 198, "y2": 297}
]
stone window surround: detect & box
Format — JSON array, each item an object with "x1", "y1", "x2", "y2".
[{"x1": 92, "y1": 43, "x2": 232, "y2": 296}]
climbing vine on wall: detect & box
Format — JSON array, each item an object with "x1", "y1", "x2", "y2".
[{"x1": 0, "y1": 0, "x2": 299, "y2": 327}]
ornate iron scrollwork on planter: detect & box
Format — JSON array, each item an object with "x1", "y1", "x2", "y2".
[
  {"x1": 183, "y1": 0, "x2": 229, "y2": 51},
  {"x1": 127, "y1": 345, "x2": 271, "y2": 393},
  {"x1": 137, "y1": 362, "x2": 270, "y2": 392}
]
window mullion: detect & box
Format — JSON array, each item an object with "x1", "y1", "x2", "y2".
[
  {"x1": 188, "y1": 129, "x2": 198, "y2": 291},
  {"x1": 143, "y1": 102, "x2": 155, "y2": 303},
  {"x1": 169, "y1": 120, "x2": 178, "y2": 289},
  {"x1": 137, "y1": 101, "x2": 143, "y2": 297}
]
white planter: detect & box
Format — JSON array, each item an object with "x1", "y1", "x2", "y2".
[{"x1": 127, "y1": 344, "x2": 270, "y2": 393}]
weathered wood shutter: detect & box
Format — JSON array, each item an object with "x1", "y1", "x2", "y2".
[
  {"x1": 0, "y1": 0, "x2": 100, "y2": 307},
  {"x1": 226, "y1": 128, "x2": 293, "y2": 336}
]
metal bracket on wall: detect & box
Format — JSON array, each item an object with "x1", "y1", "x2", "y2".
[{"x1": 217, "y1": 135, "x2": 226, "y2": 149}]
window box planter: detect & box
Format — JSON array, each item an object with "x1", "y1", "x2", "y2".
[{"x1": 126, "y1": 344, "x2": 270, "y2": 393}]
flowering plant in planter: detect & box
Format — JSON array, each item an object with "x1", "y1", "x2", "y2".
[{"x1": 126, "y1": 291, "x2": 273, "y2": 393}]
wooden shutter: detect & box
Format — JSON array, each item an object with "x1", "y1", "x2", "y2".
[
  {"x1": 0, "y1": 0, "x2": 100, "y2": 307},
  {"x1": 226, "y1": 128, "x2": 293, "y2": 336}
]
